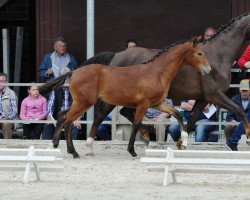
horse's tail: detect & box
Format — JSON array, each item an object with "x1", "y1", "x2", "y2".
[
  {"x1": 39, "y1": 71, "x2": 72, "y2": 95},
  {"x1": 81, "y1": 51, "x2": 115, "y2": 66}
]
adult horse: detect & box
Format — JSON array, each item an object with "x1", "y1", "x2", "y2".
[{"x1": 39, "y1": 38, "x2": 211, "y2": 158}]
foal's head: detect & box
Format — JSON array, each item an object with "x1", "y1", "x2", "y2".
[{"x1": 184, "y1": 37, "x2": 211, "y2": 75}]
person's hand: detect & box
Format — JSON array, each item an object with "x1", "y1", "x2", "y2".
[
  {"x1": 229, "y1": 120, "x2": 237, "y2": 127},
  {"x1": 244, "y1": 61, "x2": 250, "y2": 68},
  {"x1": 46, "y1": 68, "x2": 54, "y2": 75},
  {"x1": 73, "y1": 122, "x2": 81, "y2": 129}
]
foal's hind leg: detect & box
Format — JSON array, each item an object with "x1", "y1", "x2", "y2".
[
  {"x1": 86, "y1": 102, "x2": 115, "y2": 156},
  {"x1": 64, "y1": 102, "x2": 92, "y2": 158},
  {"x1": 53, "y1": 109, "x2": 69, "y2": 148},
  {"x1": 154, "y1": 102, "x2": 188, "y2": 150},
  {"x1": 64, "y1": 121, "x2": 80, "y2": 158}
]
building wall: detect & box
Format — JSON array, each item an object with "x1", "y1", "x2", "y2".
[{"x1": 35, "y1": 0, "x2": 250, "y2": 78}]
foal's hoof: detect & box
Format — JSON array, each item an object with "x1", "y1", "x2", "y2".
[
  {"x1": 246, "y1": 139, "x2": 250, "y2": 146},
  {"x1": 73, "y1": 152, "x2": 80, "y2": 159},
  {"x1": 127, "y1": 148, "x2": 137, "y2": 157},
  {"x1": 53, "y1": 143, "x2": 59, "y2": 148}
]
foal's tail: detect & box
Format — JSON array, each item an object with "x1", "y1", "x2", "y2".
[{"x1": 39, "y1": 72, "x2": 72, "y2": 95}]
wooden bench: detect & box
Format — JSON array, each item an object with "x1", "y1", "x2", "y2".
[
  {"x1": 140, "y1": 147, "x2": 250, "y2": 186},
  {"x1": 0, "y1": 146, "x2": 63, "y2": 183}
]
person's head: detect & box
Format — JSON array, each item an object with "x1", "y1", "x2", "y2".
[
  {"x1": 0, "y1": 73, "x2": 8, "y2": 91},
  {"x1": 28, "y1": 84, "x2": 40, "y2": 99},
  {"x1": 54, "y1": 36, "x2": 67, "y2": 56},
  {"x1": 203, "y1": 27, "x2": 216, "y2": 40},
  {"x1": 126, "y1": 39, "x2": 137, "y2": 49},
  {"x1": 239, "y1": 79, "x2": 250, "y2": 99}
]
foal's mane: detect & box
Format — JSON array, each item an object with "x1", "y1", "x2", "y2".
[
  {"x1": 143, "y1": 39, "x2": 188, "y2": 64},
  {"x1": 202, "y1": 12, "x2": 249, "y2": 44}
]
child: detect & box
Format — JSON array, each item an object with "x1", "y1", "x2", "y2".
[{"x1": 20, "y1": 84, "x2": 47, "y2": 139}]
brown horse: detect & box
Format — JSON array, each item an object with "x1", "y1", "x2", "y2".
[
  {"x1": 39, "y1": 38, "x2": 211, "y2": 158},
  {"x1": 81, "y1": 13, "x2": 250, "y2": 155}
]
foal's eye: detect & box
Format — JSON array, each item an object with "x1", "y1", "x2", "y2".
[{"x1": 197, "y1": 52, "x2": 202, "y2": 56}]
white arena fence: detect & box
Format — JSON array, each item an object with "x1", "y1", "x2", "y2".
[{"x1": 0, "y1": 80, "x2": 246, "y2": 141}]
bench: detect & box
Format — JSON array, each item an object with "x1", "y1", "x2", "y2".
[
  {"x1": 0, "y1": 146, "x2": 63, "y2": 183},
  {"x1": 140, "y1": 147, "x2": 250, "y2": 186}
]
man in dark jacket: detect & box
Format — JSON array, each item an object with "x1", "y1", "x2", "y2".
[{"x1": 226, "y1": 79, "x2": 250, "y2": 150}]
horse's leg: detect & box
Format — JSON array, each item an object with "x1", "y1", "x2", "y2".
[
  {"x1": 64, "y1": 102, "x2": 93, "y2": 158},
  {"x1": 86, "y1": 102, "x2": 115, "y2": 156},
  {"x1": 53, "y1": 109, "x2": 69, "y2": 148},
  {"x1": 64, "y1": 121, "x2": 80, "y2": 158},
  {"x1": 154, "y1": 102, "x2": 188, "y2": 150},
  {"x1": 186, "y1": 100, "x2": 207, "y2": 132},
  {"x1": 211, "y1": 92, "x2": 250, "y2": 144},
  {"x1": 127, "y1": 105, "x2": 149, "y2": 157},
  {"x1": 120, "y1": 107, "x2": 150, "y2": 145}
]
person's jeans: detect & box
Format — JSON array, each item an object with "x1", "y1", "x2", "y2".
[
  {"x1": 168, "y1": 119, "x2": 218, "y2": 142},
  {"x1": 227, "y1": 111, "x2": 250, "y2": 145},
  {"x1": 97, "y1": 116, "x2": 111, "y2": 140},
  {"x1": 42, "y1": 124, "x2": 79, "y2": 140}
]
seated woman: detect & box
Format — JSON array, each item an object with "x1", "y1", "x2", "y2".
[{"x1": 19, "y1": 84, "x2": 47, "y2": 139}]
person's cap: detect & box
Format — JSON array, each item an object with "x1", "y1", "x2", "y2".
[{"x1": 240, "y1": 79, "x2": 250, "y2": 91}]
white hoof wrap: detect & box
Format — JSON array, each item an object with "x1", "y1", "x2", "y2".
[{"x1": 181, "y1": 131, "x2": 188, "y2": 148}]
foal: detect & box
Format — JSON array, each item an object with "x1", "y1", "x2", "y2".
[{"x1": 40, "y1": 37, "x2": 211, "y2": 158}]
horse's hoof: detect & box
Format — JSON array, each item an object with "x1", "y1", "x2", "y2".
[
  {"x1": 53, "y1": 144, "x2": 58, "y2": 148},
  {"x1": 127, "y1": 148, "x2": 137, "y2": 157},
  {"x1": 246, "y1": 139, "x2": 250, "y2": 146},
  {"x1": 141, "y1": 138, "x2": 150, "y2": 146},
  {"x1": 85, "y1": 152, "x2": 95, "y2": 156},
  {"x1": 73, "y1": 152, "x2": 80, "y2": 159},
  {"x1": 181, "y1": 145, "x2": 187, "y2": 150}
]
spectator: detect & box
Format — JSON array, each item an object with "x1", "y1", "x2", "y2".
[
  {"x1": 38, "y1": 36, "x2": 78, "y2": 82},
  {"x1": 42, "y1": 67, "x2": 83, "y2": 140},
  {"x1": 0, "y1": 73, "x2": 18, "y2": 139},
  {"x1": 168, "y1": 100, "x2": 219, "y2": 142},
  {"x1": 226, "y1": 79, "x2": 250, "y2": 151},
  {"x1": 19, "y1": 84, "x2": 47, "y2": 139},
  {"x1": 97, "y1": 112, "x2": 112, "y2": 140},
  {"x1": 144, "y1": 99, "x2": 173, "y2": 141},
  {"x1": 203, "y1": 27, "x2": 216, "y2": 40},
  {"x1": 125, "y1": 39, "x2": 137, "y2": 49},
  {"x1": 237, "y1": 43, "x2": 250, "y2": 71}
]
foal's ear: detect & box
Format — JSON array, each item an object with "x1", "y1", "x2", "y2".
[{"x1": 190, "y1": 36, "x2": 199, "y2": 47}]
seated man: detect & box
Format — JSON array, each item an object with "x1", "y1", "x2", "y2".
[
  {"x1": 42, "y1": 67, "x2": 82, "y2": 140},
  {"x1": 168, "y1": 100, "x2": 218, "y2": 142},
  {"x1": 125, "y1": 39, "x2": 138, "y2": 49},
  {"x1": 0, "y1": 73, "x2": 18, "y2": 139},
  {"x1": 38, "y1": 37, "x2": 78, "y2": 82},
  {"x1": 226, "y1": 79, "x2": 250, "y2": 151}
]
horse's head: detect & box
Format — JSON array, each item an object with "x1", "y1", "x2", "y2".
[{"x1": 184, "y1": 37, "x2": 211, "y2": 75}]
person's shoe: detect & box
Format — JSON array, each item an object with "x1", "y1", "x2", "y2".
[{"x1": 226, "y1": 141, "x2": 238, "y2": 151}]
